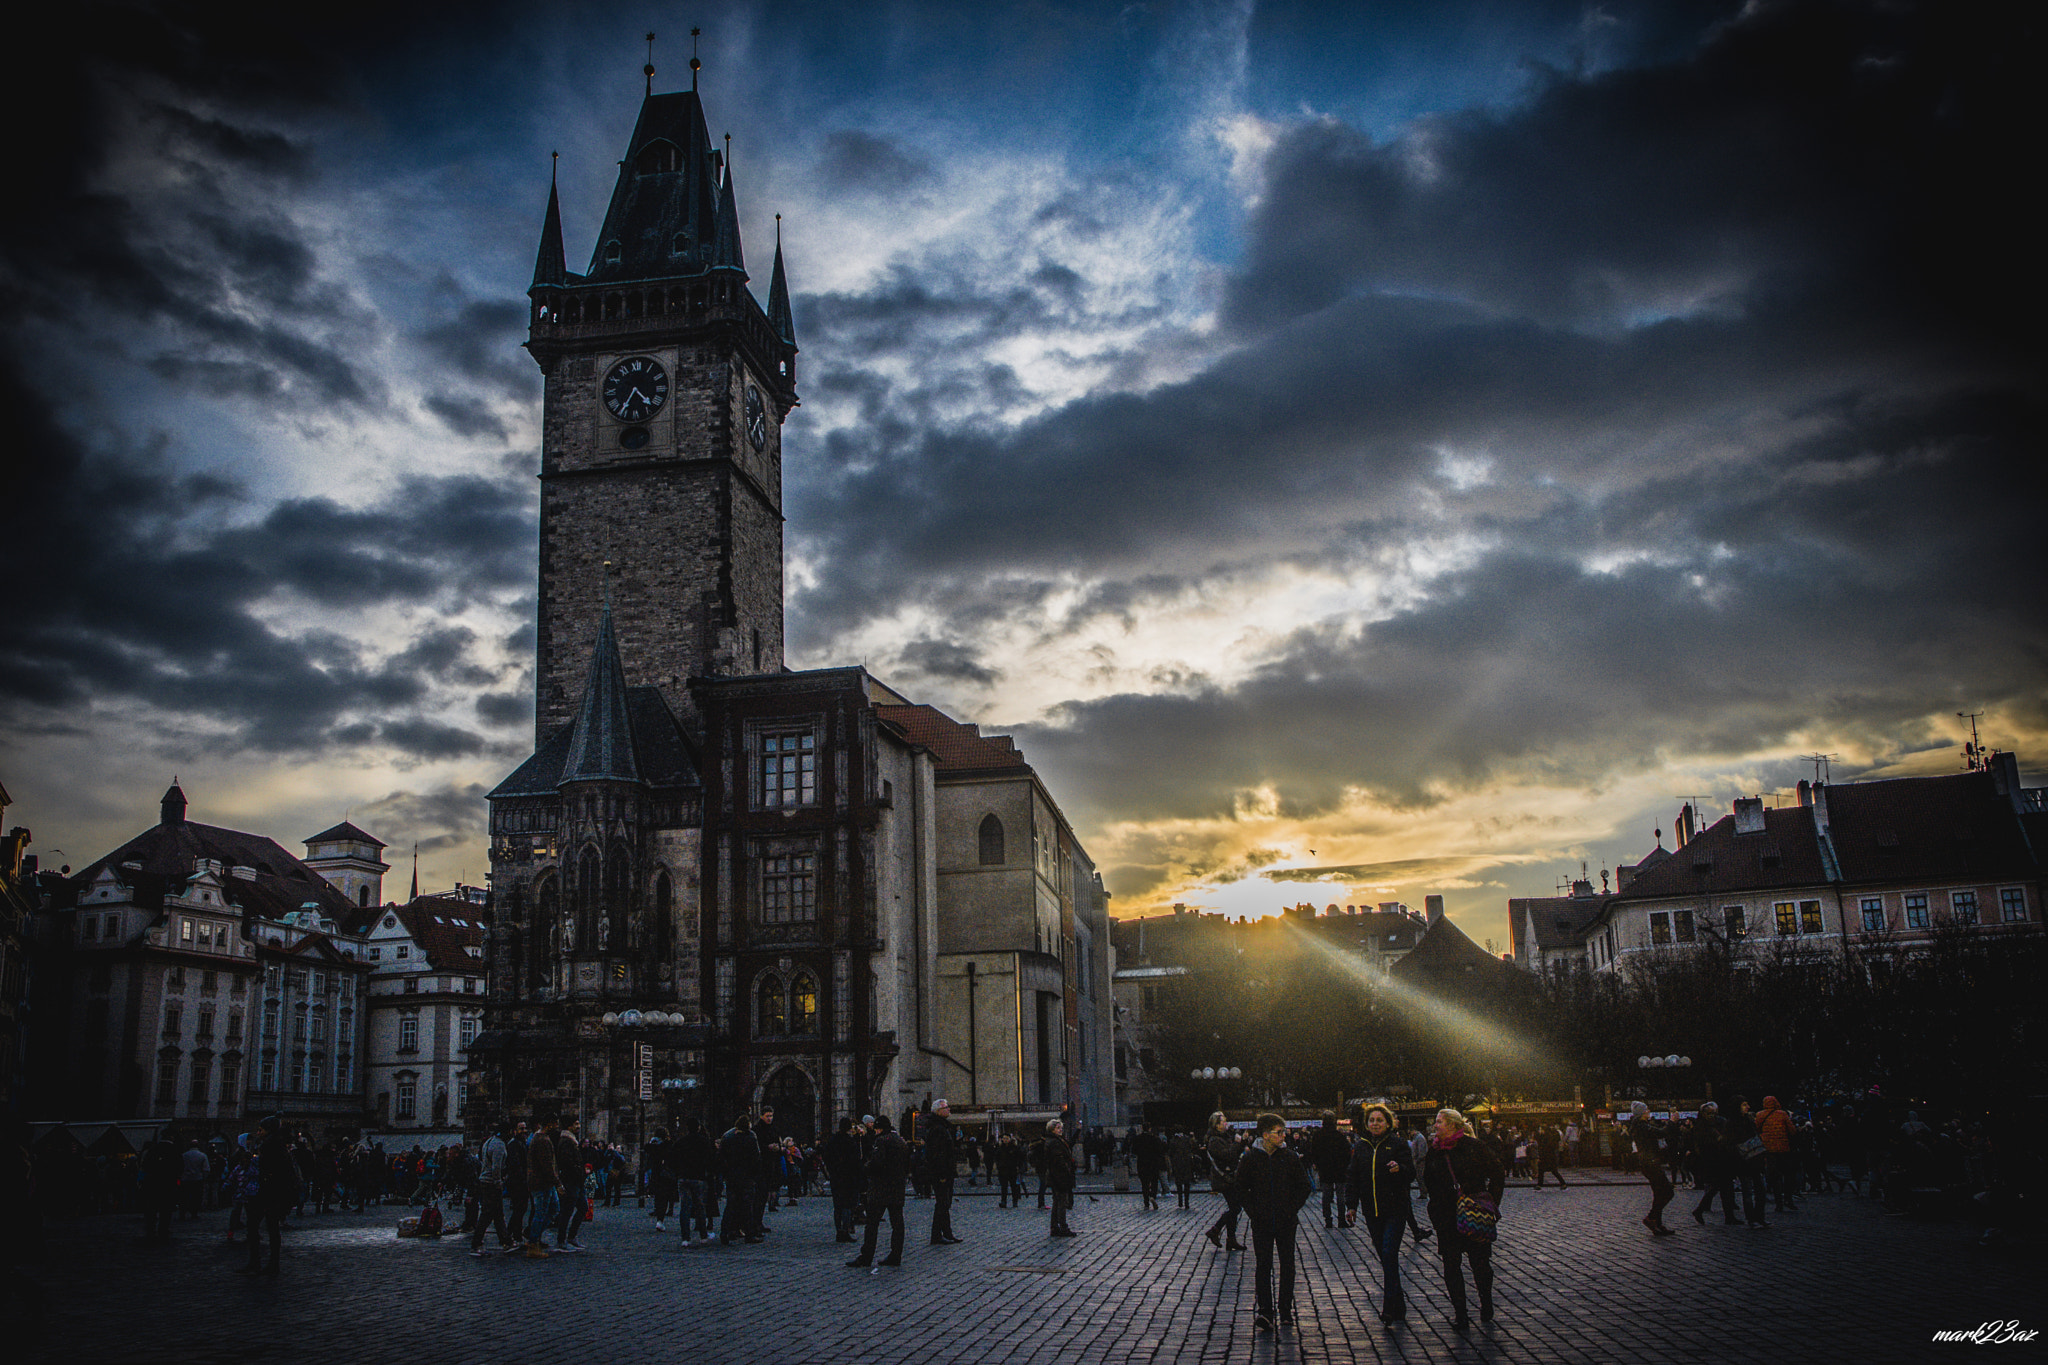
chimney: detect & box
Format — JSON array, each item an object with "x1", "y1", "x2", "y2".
[
  {"x1": 1425, "y1": 894, "x2": 1445, "y2": 925},
  {"x1": 1797, "y1": 779, "x2": 1812, "y2": 806},
  {"x1": 1732, "y1": 796, "x2": 1766, "y2": 835}
]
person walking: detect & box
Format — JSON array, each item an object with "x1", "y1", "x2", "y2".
[
  {"x1": 1689, "y1": 1101, "x2": 1740, "y2": 1226},
  {"x1": 1347, "y1": 1103, "x2": 1416, "y2": 1324},
  {"x1": 823, "y1": 1116, "x2": 865, "y2": 1242},
  {"x1": 1167, "y1": 1129, "x2": 1200, "y2": 1210},
  {"x1": 553, "y1": 1118, "x2": 587, "y2": 1251},
  {"x1": 1402, "y1": 1117, "x2": 1434, "y2": 1243},
  {"x1": 1044, "y1": 1120, "x2": 1078, "y2": 1237},
  {"x1": 1756, "y1": 1095, "x2": 1798, "y2": 1212},
  {"x1": 924, "y1": 1100, "x2": 962, "y2": 1244},
  {"x1": 1236, "y1": 1114, "x2": 1313, "y2": 1334},
  {"x1": 993, "y1": 1133, "x2": 1026, "y2": 1209},
  {"x1": 1202, "y1": 1113, "x2": 1247, "y2": 1252},
  {"x1": 673, "y1": 1117, "x2": 713, "y2": 1246},
  {"x1": 1311, "y1": 1113, "x2": 1352, "y2": 1229},
  {"x1": 522, "y1": 1116, "x2": 560, "y2": 1258},
  {"x1": 847, "y1": 1116, "x2": 909, "y2": 1267},
  {"x1": 1421, "y1": 1108, "x2": 1504, "y2": 1333},
  {"x1": 753, "y1": 1106, "x2": 779, "y2": 1230},
  {"x1": 719, "y1": 1114, "x2": 762, "y2": 1245},
  {"x1": 1533, "y1": 1125, "x2": 1567, "y2": 1189},
  {"x1": 236, "y1": 1115, "x2": 292, "y2": 1275},
  {"x1": 1132, "y1": 1123, "x2": 1167, "y2": 1210},
  {"x1": 470, "y1": 1120, "x2": 512, "y2": 1256},
  {"x1": 1726, "y1": 1096, "x2": 1770, "y2": 1227},
  {"x1": 1626, "y1": 1101, "x2": 1677, "y2": 1235},
  {"x1": 645, "y1": 1127, "x2": 677, "y2": 1232}
]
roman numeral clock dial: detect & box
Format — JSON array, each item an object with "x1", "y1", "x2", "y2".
[{"x1": 602, "y1": 356, "x2": 669, "y2": 423}]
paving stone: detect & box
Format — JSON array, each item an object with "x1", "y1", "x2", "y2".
[{"x1": 13, "y1": 1185, "x2": 2038, "y2": 1363}]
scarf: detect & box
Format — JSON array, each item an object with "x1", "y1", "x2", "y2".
[{"x1": 1431, "y1": 1132, "x2": 1463, "y2": 1151}]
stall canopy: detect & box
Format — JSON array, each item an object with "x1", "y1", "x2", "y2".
[{"x1": 31, "y1": 1120, "x2": 169, "y2": 1154}]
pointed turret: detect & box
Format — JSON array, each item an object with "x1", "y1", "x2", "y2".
[
  {"x1": 710, "y1": 145, "x2": 746, "y2": 276},
  {"x1": 767, "y1": 219, "x2": 795, "y2": 347},
  {"x1": 532, "y1": 170, "x2": 567, "y2": 289},
  {"x1": 584, "y1": 89, "x2": 724, "y2": 283},
  {"x1": 160, "y1": 780, "x2": 187, "y2": 827},
  {"x1": 559, "y1": 604, "x2": 642, "y2": 784}
]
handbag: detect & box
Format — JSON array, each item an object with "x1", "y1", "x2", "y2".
[
  {"x1": 1736, "y1": 1136, "x2": 1767, "y2": 1167},
  {"x1": 1449, "y1": 1157, "x2": 1498, "y2": 1243}
]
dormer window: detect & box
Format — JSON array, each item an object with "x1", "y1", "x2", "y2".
[
  {"x1": 604, "y1": 240, "x2": 622, "y2": 265},
  {"x1": 671, "y1": 231, "x2": 691, "y2": 255},
  {"x1": 636, "y1": 140, "x2": 682, "y2": 175}
]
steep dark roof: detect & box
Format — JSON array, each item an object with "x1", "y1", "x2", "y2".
[
  {"x1": 305, "y1": 821, "x2": 385, "y2": 849},
  {"x1": 1616, "y1": 804, "x2": 1826, "y2": 900},
  {"x1": 395, "y1": 899, "x2": 489, "y2": 972},
  {"x1": 1509, "y1": 894, "x2": 1610, "y2": 952},
  {"x1": 560, "y1": 606, "x2": 641, "y2": 784},
  {"x1": 767, "y1": 234, "x2": 795, "y2": 346},
  {"x1": 69, "y1": 819, "x2": 355, "y2": 922},
  {"x1": 583, "y1": 89, "x2": 731, "y2": 284},
  {"x1": 874, "y1": 705, "x2": 1029, "y2": 773},
  {"x1": 1390, "y1": 915, "x2": 1517, "y2": 988},
  {"x1": 1822, "y1": 771, "x2": 2037, "y2": 886},
  {"x1": 532, "y1": 172, "x2": 568, "y2": 288}
]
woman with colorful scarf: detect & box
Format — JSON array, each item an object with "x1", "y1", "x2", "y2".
[{"x1": 1420, "y1": 1108, "x2": 1505, "y2": 1333}]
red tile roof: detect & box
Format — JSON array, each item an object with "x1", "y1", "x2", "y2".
[
  {"x1": 874, "y1": 704, "x2": 1029, "y2": 772},
  {"x1": 394, "y1": 897, "x2": 488, "y2": 972}
]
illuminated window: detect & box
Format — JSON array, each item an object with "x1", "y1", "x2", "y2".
[
  {"x1": 1723, "y1": 906, "x2": 1747, "y2": 939},
  {"x1": 1799, "y1": 901, "x2": 1823, "y2": 934},
  {"x1": 758, "y1": 975, "x2": 787, "y2": 1035},
  {"x1": 791, "y1": 973, "x2": 818, "y2": 1033},
  {"x1": 1774, "y1": 903, "x2": 1797, "y2": 936},
  {"x1": 759, "y1": 731, "x2": 817, "y2": 808}
]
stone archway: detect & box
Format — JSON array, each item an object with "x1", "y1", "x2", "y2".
[{"x1": 761, "y1": 1064, "x2": 818, "y2": 1147}]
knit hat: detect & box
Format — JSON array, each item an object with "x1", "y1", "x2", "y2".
[{"x1": 1629, "y1": 1101, "x2": 1649, "y2": 1117}]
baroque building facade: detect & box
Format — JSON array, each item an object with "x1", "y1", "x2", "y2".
[{"x1": 476, "y1": 74, "x2": 1113, "y2": 1146}]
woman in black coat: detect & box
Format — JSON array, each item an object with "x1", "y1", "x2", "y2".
[
  {"x1": 1421, "y1": 1108, "x2": 1505, "y2": 1332},
  {"x1": 1346, "y1": 1103, "x2": 1415, "y2": 1324}
]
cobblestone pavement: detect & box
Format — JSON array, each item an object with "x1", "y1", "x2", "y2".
[{"x1": 15, "y1": 1181, "x2": 2040, "y2": 1365}]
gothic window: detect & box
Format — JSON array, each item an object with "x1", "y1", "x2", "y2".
[
  {"x1": 790, "y1": 972, "x2": 818, "y2": 1033},
  {"x1": 758, "y1": 974, "x2": 787, "y2": 1035},
  {"x1": 759, "y1": 847, "x2": 817, "y2": 924},
  {"x1": 758, "y1": 730, "x2": 817, "y2": 808},
  {"x1": 606, "y1": 841, "x2": 631, "y2": 947},
  {"x1": 636, "y1": 140, "x2": 682, "y2": 174},
  {"x1": 979, "y1": 814, "x2": 1004, "y2": 866}
]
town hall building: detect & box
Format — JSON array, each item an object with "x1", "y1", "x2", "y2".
[{"x1": 473, "y1": 70, "x2": 1113, "y2": 1146}]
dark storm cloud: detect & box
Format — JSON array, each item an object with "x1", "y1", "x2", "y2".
[
  {"x1": 814, "y1": 131, "x2": 936, "y2": 193},
  {"x1": 355, "y1": 782, "x2": 492, "y2": 853},
  {"x1": 416, "y1": 299, "x2": 533, "y2": 399},
  {"x1": 895, "y1": 639, "x2": 1001, "y2": 687},
  {"x1": 424, "y1": 391, "x2": 509, "y2": 441},
  {"x1": 0, "y1": 368, "x2": 532, "y2": 755}
]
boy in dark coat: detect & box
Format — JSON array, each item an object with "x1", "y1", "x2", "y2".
[{"x1": 1235, "y1": 1114, "x2": 1312, "y2": 1333}]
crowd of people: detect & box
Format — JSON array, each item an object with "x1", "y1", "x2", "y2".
[{"x1": 11, "y1": 1086, "x2": 2027, "y2": 1330}]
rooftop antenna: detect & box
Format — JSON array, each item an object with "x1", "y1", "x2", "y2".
[
  {"x1": 690, "y1": 27, "x2": 702, "y2": 91},
  {"x1": 644, "y1": 32, "x2": 656, "y2": 97},
  {"x1": 1958, "y1": 711, "x2": 1985, "y2": 771},
  {"x1": 551, "y1": 149, "x2": 558, "y2": 185},
  {"x1": 1801, "y1": 753, "x2": 1838, "y2": 784}
]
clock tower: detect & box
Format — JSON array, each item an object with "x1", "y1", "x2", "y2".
[{"x1": 524, "y1": 82, "x2": 798, "y2": 739}]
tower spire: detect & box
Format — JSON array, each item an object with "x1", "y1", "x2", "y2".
[
  {"x1": 768, "y1": 214, "x2": 795, "y2": 347},
  {"x1": 690, "y1": 27, "x2": 702, "y2": 92},
  {"x1": 711, "y1": 135, "x2": 745, "y2": 275},
  {"x1": 532, "y1": 153, "x2": 567, "y2": 289},
  {"x1": 644, "y1": 31, "x2": 656, "y2": 98}
]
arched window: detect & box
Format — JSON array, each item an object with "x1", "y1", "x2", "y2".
[
  {"x1": 758, "y1": 975, "x2": 786, "y2": 1035},
  {"x1": 790, "y1": 972, "x2": 818, "y2": 1033},
  {"x1": 652, "y1": 872, "x2": 672, "y2": 952},
  {"x1": 979, "y1": 814, "x2": 1004, "y2": 866},
  {"x1": 357, "y1": 886, "x2": 369, "y2": 908},
  {"x1": 636, "y1": 140, "x2": 682, "y2": 175}
]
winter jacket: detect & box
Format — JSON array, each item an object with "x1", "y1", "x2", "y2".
[
  {"x1": 1204, "y1": 1130, "x2": 1239, "y2": 1193},
  {"x1": 1756, "y1": 1098, "x2": 1796, "y2": 1153},
  {"x1": 1234, "y1": 1141, "x2": 1312, "y2": 1228},
  {"x1": 864, "y1": 1131, "x2": 911, "y2": 1204},
  {"x1": 1345, "y1": 1132, "x2": 1415, "y2": 1219},
  {"x1": 1421, "y1": 1134, "x2": 1505, "y2": 1234},
  {"x1": 526, "y1": 1131, "x2": 559, "y2": 1190},
  {"x1": 1044, "y1": 1134, "x2": 1078, "y2": 1193},
  {"x1": 1310, "y1": 1123, "x2": 1352, "y2": 1182}
]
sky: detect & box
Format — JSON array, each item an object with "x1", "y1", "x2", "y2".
[{"x1": 3, "y1": 0, "x2": 2042, "y2": 944}]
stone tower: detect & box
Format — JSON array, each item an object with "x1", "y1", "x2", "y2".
[{"x1": 524, "y1": 83, "x2": 799, "y2": 740}]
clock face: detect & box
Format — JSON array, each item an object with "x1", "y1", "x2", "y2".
[
  {"x1": 602, "y1": 356, "x2": 669, "y2": 422},
  {"x1": 745, "y1": 384, "x2": 768, "y2": 450}
]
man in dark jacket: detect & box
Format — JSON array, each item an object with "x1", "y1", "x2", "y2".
[
  {"x1": 237, "y1": 1115, "x2": 293, "y2": 1274},
  {"x1": 1131, "y1": 1123, "x2": 1168, "y2": 1210},
  {"x1": 847, "y1": 1115, "x2": 910, "y2": 1266},
  {"x1": 719, "y1": 1115, "x2": 762, "y2": 1244},
  {"x1": 1689, "y1": 1101, "x2": 1738, "y2": 1225},
  {"x1": 553, "y1": 1118, "x2": 587, "y2": 1250},
  {"x1": 1236, "y1": 1114, "x2": 1312, "y2": 1332},
  {"x1": 823, "y1": 1116, "x2": 866, "y2": 1242},
  {"x1": 1627, "y1": 1101, "x2": 1676, "y2": 1236},
  {"x1": 1044, "y1": 1120, "x2": 1078, "y2": 1237},
  {"x1": 1534, "y1": 1124, "x2": 1567, "y2": 1188},
  {"x1": 924, "y1": 1100, "x2": 961, "y2": 1244},
  {"x1": 753, "y1": 1106, "x2": 779, "y2": 1229},
  {"x1": 1310, "y1": 1114, "x2": 1351, "y2": 1228}
]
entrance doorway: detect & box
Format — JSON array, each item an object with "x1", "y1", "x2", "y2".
[{"x1": 762, "y1": 1065, "x2": 818, "y2": 1145}]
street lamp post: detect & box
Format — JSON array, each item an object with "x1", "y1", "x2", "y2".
[
  {"x1": 1191, "y1": 1065, "x2": 1242, "y2": 1117},
  {"x1": 1636, "y1": 1053, "x2": 1694, "y2": 1125}
]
